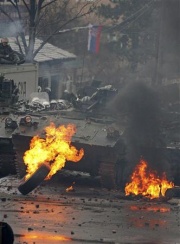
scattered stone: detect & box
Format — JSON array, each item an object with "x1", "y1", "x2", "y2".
[
  {"x1": 28, "y1": 227, "x2": 33, "y2": 231},
  {"x1": 145, "y1": 222, "x2": 149, "y2": 226},
  {"x1": 33, "y1": 210, "x2": 39, "y2": 214},
  {"x1": 7, "y1": 186, "x2": 12, "y2": 191}
]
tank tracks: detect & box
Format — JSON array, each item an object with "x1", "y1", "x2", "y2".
[
  {"x1": 13, "y1": 145, "x2": 27, "y2": 179},
  {"x1": 12, "y1": 134, "x2": 30, "y2": 179},
  {"x1": 99, "y1": 162, "x2": 116, "y2": 190},
  {"x1": 0, "y1": 153, "x2": 16, "y2": 177},
  {"x1": 99, "y1": 160, "x2": 127, "y2": 190},
  {"x1": 0, "y1": 143, "x2": 26, "y2": 179}
]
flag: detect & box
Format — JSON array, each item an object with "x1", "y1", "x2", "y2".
[{"x1": 88, "y1": 25, "x2": 102, "y2": 54}]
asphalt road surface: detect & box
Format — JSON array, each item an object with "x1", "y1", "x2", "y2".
[{"x1": 0, "y1": 173, "x2": 179, "y2": 244}]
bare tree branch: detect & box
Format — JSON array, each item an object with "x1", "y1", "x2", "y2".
[
  {"x1": 0, "y1": 0, "x2": 100, "y2": 61},
  {"x1": 41, "y1": 0, "x2": 59, "y2": 10},
  {"x1": 9, "y1": 0, "x2": 17, "y2": 9},
  {"x1": 33, "y1": 5, "x2": 97, "y2": 57},
  {"x1": 22, "y1": 0, "x2": 31, "y2": 14},
  {"x1": 0, "y1": 7, "x2": 14, "y2": 22}
]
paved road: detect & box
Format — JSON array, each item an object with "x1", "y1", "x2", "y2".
[{"x1": 0, "y1": 175, "x2": 180, "y2": 244}]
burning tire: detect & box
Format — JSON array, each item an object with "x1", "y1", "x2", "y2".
[
  {"x1": 0, "y1": 221, "x2": 14, "y2": 244},
  {"x1": 165, "y1": 187, "x2": 180, "y2": 199},
  {"x1": 18, "y1": 163, "x2": 51, "y2": 195}
]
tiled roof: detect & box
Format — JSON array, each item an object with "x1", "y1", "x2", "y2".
[{"x1": 6, "y1": 36, "x2": 76, "y2": 63}]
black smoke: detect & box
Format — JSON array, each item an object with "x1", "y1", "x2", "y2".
[{"x1": 111, "y1": 81, "x2": 170, "y2": 178}]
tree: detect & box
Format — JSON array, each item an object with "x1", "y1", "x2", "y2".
[
  {"x1": 0, "y1": 0, "x2": 100, "y2": 62},
  {"x1": 97, "y1": 0, "x2": 161, "y2": 71},
  {"x1": 73, "y1": 0, "x2": 163, "y2": 88}
]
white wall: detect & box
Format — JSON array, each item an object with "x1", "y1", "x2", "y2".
[{"x1": 0, "y1": 63, "x2": 38, "y2": 100}]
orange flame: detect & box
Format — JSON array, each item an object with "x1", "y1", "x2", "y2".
[
  {"x1": 66, "y1": 182, "x2": 75, "y2": 192},
  {"x1": 23, "y1": 122, "x2": 84, "y2": 179},
  {"x1": 125, "y1": 159, "x2": 174, "y2": 199}
]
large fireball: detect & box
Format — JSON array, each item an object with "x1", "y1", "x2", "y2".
[{"x1": 23, "y1": 122, "x2": 84, "y2": 180}]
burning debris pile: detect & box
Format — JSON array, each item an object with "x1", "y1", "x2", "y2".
[
  {"x1": 111, "y1": 81, "x2": 179, "y2": 197},
  {"x1": 125, "y1": 159, "x2": 174, "y2": 199}
]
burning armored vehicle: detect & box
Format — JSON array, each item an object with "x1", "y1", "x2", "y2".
[
  {"x1": 0, "y1": 79, "x2": 179, "y2": 198},
  {"x1": 11, "y1": 85, "x2": 127, "y2": 195}
]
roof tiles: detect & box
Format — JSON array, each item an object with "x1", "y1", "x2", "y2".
[{"x1": 7, "y1": 36, "x2": 76, "y2": 63}]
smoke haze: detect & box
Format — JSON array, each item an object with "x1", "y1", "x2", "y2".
[
  {"x1": 112, "y1": 81, "x2": 170, "y2": 178},
  {"x1": 0, "y1": 21, "x2": 23, "y2": 38}
]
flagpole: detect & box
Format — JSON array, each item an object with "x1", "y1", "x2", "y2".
[
  {"x1": 81, "y1": 24, "x2": 102, "y2": 84},
  {"x1": 80, "y1": 30, "x2": 88, "y2": 83}
]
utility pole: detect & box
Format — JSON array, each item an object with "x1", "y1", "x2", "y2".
[
  {"x1": 154, "y1": 0, "x2": 164, "y2": 86},
  {"x1": 155, "y1": 0, "x2": 180, "y2": 85}
]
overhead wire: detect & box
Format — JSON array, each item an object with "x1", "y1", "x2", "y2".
[
  {"x1": 38, "y1": 1, "x2": 156, "y2": 50},
  {"x1": 49, "y1": 0, "x2": 155, "y2": 35},
  {"x1": 104, "y1": 0, "x2": 155, "y2": 33}
]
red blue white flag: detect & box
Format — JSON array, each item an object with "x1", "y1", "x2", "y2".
[{"x1": 88, "y1": 25, "x2": 102, "y2": 54}]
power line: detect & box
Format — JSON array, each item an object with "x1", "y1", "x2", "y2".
[
  {"x1": 38, "y1": 2, "x2": 156, "y2": 51},
  {"x1": 53, "y1": 0, "x2": 155, "y2": 35},
  {"x1": 105, "y1": 0, "x2": 155, "y2": 33}
]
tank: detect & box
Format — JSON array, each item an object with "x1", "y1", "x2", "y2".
[
  {"x1": 0, "y1": 116, "x2": 17, "y2": 177},
  {"x1": 11, "y1": 85, "x2": 127, "y2": 189},
  {"x1": 0, "y1": 80, "x2": 177, "y2": 193},
  {"x1": 0, "y1": 76, "x2": 19, "y2": 177},
  {"x1": 10, "y1": 83, "x2": 180, "y2": 190}
]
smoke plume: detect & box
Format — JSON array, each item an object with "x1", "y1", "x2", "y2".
[
  {"x1": 112, "y1": 81, "x2": 169, "y2": 178},
  {"x1": 0, "y1": 21, "x2": 23, "y2": 37}
]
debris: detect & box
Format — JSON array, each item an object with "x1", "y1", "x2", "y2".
[{"x1": 28, "y1": 227, "x2": 33, "y2": 231}]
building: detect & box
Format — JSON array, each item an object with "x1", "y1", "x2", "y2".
[{"x1": 5, "y1": 37, "x2": 77, "y2": 99}]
